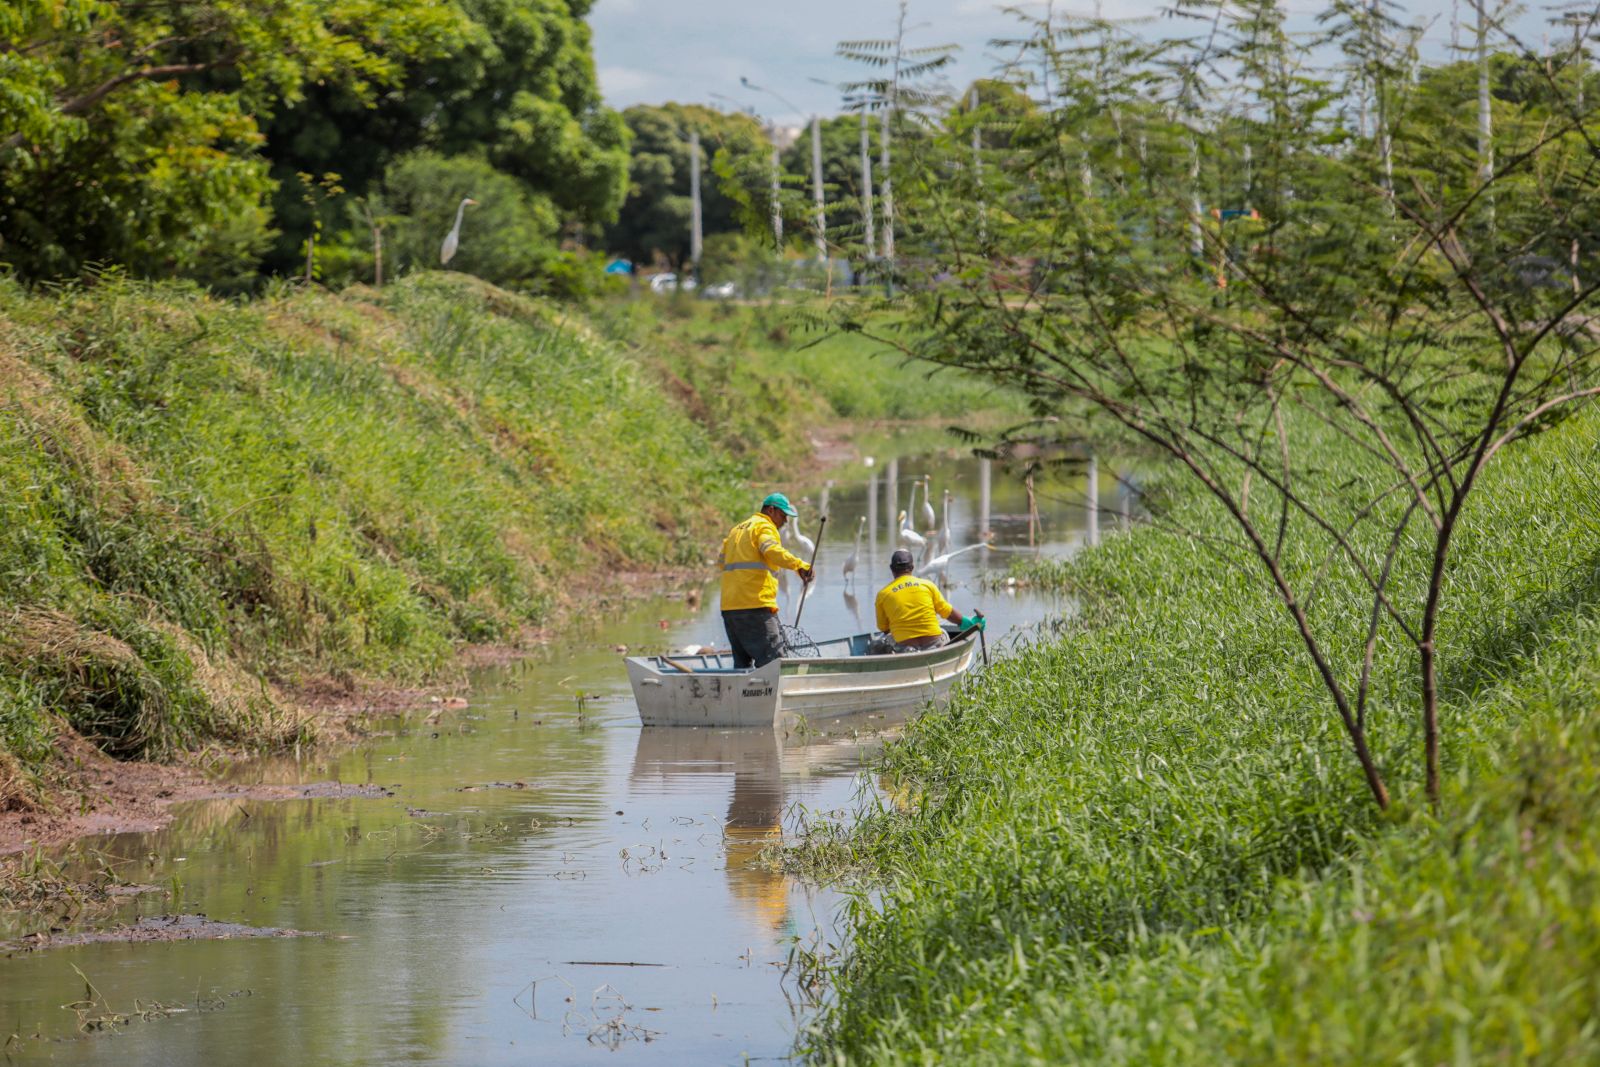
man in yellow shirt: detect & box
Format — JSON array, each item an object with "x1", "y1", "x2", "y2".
[
  {"x1": 719, "y1": 493, "x2": 815, "y2": 668},
  {"x1": 874, "y1": 549, "x2": 984, "y2": 652}
]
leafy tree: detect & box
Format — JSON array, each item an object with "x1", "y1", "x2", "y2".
[
  {"x1": 0, "y1": 0, "x2": 467, "y2": 282},
  {"x1": 604, "y1": 104, "x2": 768, "y2": 269},
  {"x1": 377, "y1": 152, "x2": 559, "y2": 287},
  {"x1": 779, "y1": 115, "x2": 880, "y2": 208},
  {"x1": 260, "y1": 0, "x2": 629, "y2": 274},
  {"x1": 842, "y1": 0, "x2": 1600, "y2": 808}
]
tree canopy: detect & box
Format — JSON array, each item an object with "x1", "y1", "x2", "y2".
[
  {"x1": 0, "y1": 0, "x2": 627, "y2": 286},
  {"x1": 604, "y1": 103, "x2": 769, "y2": 269}
]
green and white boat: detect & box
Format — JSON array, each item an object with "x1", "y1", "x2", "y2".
[{"x1": 625, "y1": 628, "x2": 982, "y2": 728}]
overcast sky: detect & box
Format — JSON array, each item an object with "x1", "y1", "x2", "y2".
[
  {"x1": 590, "y1": 1, "x2": 1149, "y2": 125},
  {"x1": 591, "y1": 0, "x2": 1503, "y2": 124},
  {"x1": 592, "y1": 1, "x2": 1536, "y2": 123}
]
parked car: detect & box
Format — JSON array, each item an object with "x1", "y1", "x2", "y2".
[{"x1": 648, "y1": 272, "x2": 696, "y2": 293}]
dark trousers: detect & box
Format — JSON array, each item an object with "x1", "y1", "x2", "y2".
[
  {"x1": 893, "y1": 632, "x2": 950, "y2": 654},
  {"x1": 722, "y1": 608, "x2": 784, "y2": 669}
]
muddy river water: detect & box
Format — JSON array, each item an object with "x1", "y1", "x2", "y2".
[{"x1": 0, "y1": 444, "x2": 1127, "y2": 1064}]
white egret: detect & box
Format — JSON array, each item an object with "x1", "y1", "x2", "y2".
[
  {"x1": 790, "y1": 514, "x2": 816, "y2": 561},
  {"x1": 919, "y1": 476, "x2": 937, "y2": 531},
  {"x1": 439, "y1": 197, "x2": 478, "y2": 265},
  {"x1": 841, "y1": 515, "x2": 866, "y2": 586},
  {"x1": 897, "y1": 509, "x2": 926, "y2": 553},
  {"x1": 922, "y1": 540, "x2": 991, "y2": 577}
]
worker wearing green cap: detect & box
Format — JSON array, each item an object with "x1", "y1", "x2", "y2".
[{"x1": 718, "y1": 493, "x2": 815, "y2": 668}]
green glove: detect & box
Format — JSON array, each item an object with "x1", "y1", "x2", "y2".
[{"x1": 960, "y1": 614, "x2": 986, "y2": 632}]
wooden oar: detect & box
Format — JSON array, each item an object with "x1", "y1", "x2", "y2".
[{"x1": 662, "y1": 656, "x2": 694, "y2": 675}]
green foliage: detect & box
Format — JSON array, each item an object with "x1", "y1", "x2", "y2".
[
  {"x1": 605, "y1": 103, "x2": 771, "y2": 269},
  {"x1": 594, "y1": 297, "x2": 1025, "y2": 474},
  {"x1": 0, "y1": 0, "x2": 469, "y2": 283},
  {"x1": 378, "y1": 152, "x2": 559, "y2": 286},
  {"x1": 778, "y1": 114, "x2": 879, "y2": 209},
  {"x1": 0, "y1": 273, "x2": 749, "y2": 796},
  {"x1": 805, "y1": 406, "x2": 1600, "y2": 1064},
  {"x1": 262, "y1": 0, "x2": 629, "y2": 276},
  {"x1": 0, "y1": 0, "x2": 628, "y2": 288}
]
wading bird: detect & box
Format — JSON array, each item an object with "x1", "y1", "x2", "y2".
[
  {"x1": 440, "y1": 197, "x2": 478, "y2": 265},
  {"x1": 920, "y1": 476, "x2": 937, "y2": 532},
  {"x1": 790, "y1": 513, "x2": 816, "y2": 562},
  {"x1": 923, "y1": 541, "x2": 991, "y2": 583},
  {"x1": 841, "y1": 515, "x2": 866, "y2": 586},
  {"x1": 897, "y1": 509, "x2": 926, "y2": 553}
]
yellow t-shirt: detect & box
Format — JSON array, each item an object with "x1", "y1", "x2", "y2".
[
  {"x1": 874, "y1": 574, "x2": 954, "y2": 641},
  {"x1": 719, "y1": 513, "x2": 811, "y2": 612}
]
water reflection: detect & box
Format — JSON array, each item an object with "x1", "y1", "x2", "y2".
[{"x1": 632, "y1": 729, "x2": 787, "y2": 936}]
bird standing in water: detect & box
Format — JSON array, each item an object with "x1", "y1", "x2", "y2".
[
  {"x1": 789, "y1": 513, "x2": 816, "y2": 561},
  {"x1": 920, "y1": 476, "x2": 938, "y2": 532},
  {"x1": 841, "y1": 515, "x2": 866, "y2": 587},
  {"x1": 897, "y1": 509, "x2": 926, "y2": 553},
  {"x1": 440, "y1": 197, "x2": 478, "y2": 265}
]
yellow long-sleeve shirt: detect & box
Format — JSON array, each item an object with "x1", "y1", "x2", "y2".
[
  {"x1": 719, "y1": 513, "x2": 811, "y2": 612},
  {"x1": 874, "y1": 574, "x2": 955, "y2": 641}
]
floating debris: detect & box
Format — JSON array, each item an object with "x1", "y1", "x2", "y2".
[{"x1": 4, "y1": 914, "x2": 319, "y2": 953}]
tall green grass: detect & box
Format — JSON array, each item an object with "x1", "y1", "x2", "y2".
[
  {"x1": 0, "y1": 273, "x2": 751, "y2": 803},
  {"x1": 593, "y1": 297, "x2": 1026, "y2": 471},
  {"x1": 803, "y1": 405, "x2": 1600, "y2": 1063}
]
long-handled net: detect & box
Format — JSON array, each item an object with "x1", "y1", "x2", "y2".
[
  {"x1": 783, "y1": 514, "x2": 827, "y2": 657},
  {"x1": 780, "y1": 622, "x2": 821, "y2": 657}
]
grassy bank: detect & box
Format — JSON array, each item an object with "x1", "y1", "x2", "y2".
[
  {"x1": 593, "y1": 297, "x2": 1026, "y2": 472},
  {"x1": 0, "y1": 273, "x2": 756, "y2": 809},
  {"x1": 803, "y1": 405, "x2": 1600, "y2": 1062}
]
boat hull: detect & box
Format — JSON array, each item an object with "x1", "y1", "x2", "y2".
[
  {"x1": 626, "y1": 632, "x2": 980, "y2": 728},
  {"x1": 626, "y1": 657, "x2": 784, "y2": 728}
]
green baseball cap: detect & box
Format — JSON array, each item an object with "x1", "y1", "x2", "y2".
[{"x1": 761, "y1": 492, "x2": 798, "y2": 517}]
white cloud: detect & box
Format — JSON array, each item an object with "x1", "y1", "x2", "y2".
[{"x1": 598, "y1": 65, "x2": 658, "y2": 97}]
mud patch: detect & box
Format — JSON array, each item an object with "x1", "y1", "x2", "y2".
[
  {"x1": 0, "y1": 753, "x2": 396, "y2": 857},
  {"x1": 245, "y1": 782, "x2": 395, "y2": 801},
  {"x1": 2, "y1": 913, "x2": 319, "y2": 953}
]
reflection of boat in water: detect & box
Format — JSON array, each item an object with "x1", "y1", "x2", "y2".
[
  {"x1": 629, "y1": 726, "x2": 899, "y2": 935},
  {"x1": 626, "y1": 629, "x2": 980, "y2": 728},
  {"x1": 630, "y1": 728, "x2": 788, "y2": 933}
]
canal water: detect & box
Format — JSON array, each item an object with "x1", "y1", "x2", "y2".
[{"x1": 0, "y1": 443, "x2": 1128, "y2": 1065}]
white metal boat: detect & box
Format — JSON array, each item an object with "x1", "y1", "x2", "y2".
[{"x1": 625, "y1": 629, "x2": 982, "y2": 728}]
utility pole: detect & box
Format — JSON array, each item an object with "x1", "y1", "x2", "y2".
[
  {"x1": 770, "y1": 144, "x2": 783, "y2": 250},
  {"x1": 880, "y1": 95, "x2": 894, "y2": 262},
  {"x1": 860, "y1": 109, "x2": 875, "y2": 267},
  {"x1": 811, "y1": 115, "x2": 826, "y2": 264},
  {"x1": 1189, "y1": 132, "x2": 1203, "y2": 259},
  {"x1": 742, "y1": 79, "x2": 806, "y2": 254},
  {"x1": 1476, "y1": 0, "x2": 1494, "y2": 188},
  {"x1": 970, "y1": 85, "x2": 981, "y2": 159},
  {"x1": 689, "y1": 130, "x2": 703, "y2": 276}
]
